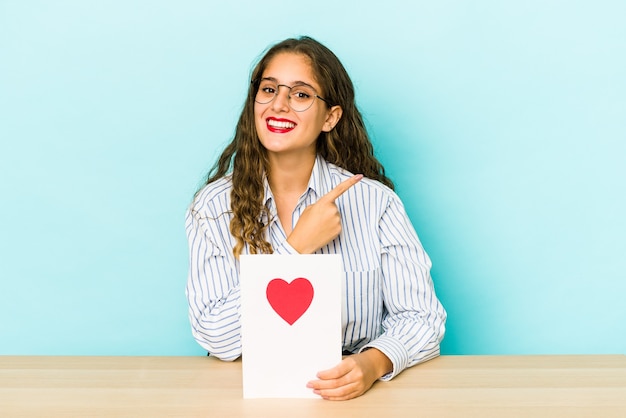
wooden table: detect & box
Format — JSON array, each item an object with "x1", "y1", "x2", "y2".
[{"x1": 1, "y1": 355, "x2": 625, "y2": 417}]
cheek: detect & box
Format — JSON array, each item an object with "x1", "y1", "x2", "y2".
[
  {"x1": 253, "y1": 103, "x2": 262, "y2": 120},
  {"x1": 254, "y1": 105, "x2": 265, "y2": 131},
  {"x1": 314, "y1": 111, "x2": 330, "y2": 132}
]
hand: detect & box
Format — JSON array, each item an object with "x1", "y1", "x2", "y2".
[
  {"x1": 287, "y1": 174, "x2": 363, "y2": 254},
  {"x1": 306, "y1": 348, "x2": 393, "y2": 401}
]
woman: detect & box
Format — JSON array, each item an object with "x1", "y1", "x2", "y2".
[{"x1": 186, "y1": 36, "x2": 446, "y2": 400}]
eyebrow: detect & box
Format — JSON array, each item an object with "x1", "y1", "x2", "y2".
[{"x1": 260, "y1": 77, "x2": 318, "y2": 90}]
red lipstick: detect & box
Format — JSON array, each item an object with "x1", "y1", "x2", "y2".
[{"x1": 266, "y1": 117, "x2": 297, "y2": 133}]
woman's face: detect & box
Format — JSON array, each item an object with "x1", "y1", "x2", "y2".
[{"x1": 254, "y1": 52, "x2": 341, "y2": 160}]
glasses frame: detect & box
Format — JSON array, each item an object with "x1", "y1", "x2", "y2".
[{"x1": 252, "y1": 79, "x2": 332, "y2": 112}]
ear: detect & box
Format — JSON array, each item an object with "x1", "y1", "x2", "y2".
[{"x1": 322, "y1": 105, "x2": 343, "y2": 132}]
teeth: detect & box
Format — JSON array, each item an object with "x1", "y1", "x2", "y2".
[{"x1": 268, "y1": 119, "x2": 295, "y2": 129}]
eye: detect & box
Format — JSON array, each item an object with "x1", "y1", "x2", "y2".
[
  {"x1": 261, "y1": 85, "x2": 277, "y2": 94},
  {"x1": 291, "y1": 87, "x2": 313, "y2": 100}
]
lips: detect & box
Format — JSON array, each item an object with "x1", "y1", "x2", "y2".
[{"x1": 266, "y1": 117, "x2": 296, "y2": 133}]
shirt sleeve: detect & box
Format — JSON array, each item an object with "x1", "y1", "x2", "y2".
[
  {"x1": 185, "y1": 207, "x2": 242, "y2": 361},
  {"x1": 360, "y1": 194, "x2": 447, "y2": 380},
  {"x1": 273, "y1": 239, "x2": 300, "y2": 255}
]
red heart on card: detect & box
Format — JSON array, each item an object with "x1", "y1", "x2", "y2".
[{"x1": 266, "y1": 278, "x2": 314, "y2": 325}]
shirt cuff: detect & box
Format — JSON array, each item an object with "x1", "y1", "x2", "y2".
[
  {"x1": 359, "y1": 335, "x2": 409, "y2": 381},
  {"x1": 273, "y1": 240, "x2": 300, "y2": 255}
]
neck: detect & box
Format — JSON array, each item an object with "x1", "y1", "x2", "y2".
[{"x1": 267, "y1": 152, "x2": 316, "y2": 196}]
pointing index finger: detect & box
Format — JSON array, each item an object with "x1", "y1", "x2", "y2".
[{"x1": 321, "y1": 174, "x2": 363, "y2": 202}]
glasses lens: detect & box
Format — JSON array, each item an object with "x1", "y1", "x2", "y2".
[
  {"x1": 254, "y1": 82, "x2": 318, "y2": 111},
  {"x1": 288, "y1": 84, "x2": 315, "y2": 112},
  {"x1": 255, "y1": 81, "x2": 276, "y2": 104}
]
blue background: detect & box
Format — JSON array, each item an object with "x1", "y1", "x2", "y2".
[{"x1": 1, "y1": 0, "x2": 624, "y2": 356}]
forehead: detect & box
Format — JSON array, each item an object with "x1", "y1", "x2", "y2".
[{"x1": 261, "y1": 52, "x2": 319, "y2": 87}]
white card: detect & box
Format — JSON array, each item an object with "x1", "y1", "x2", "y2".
[{"x1": 240, "y1": 254, "x2": 342, "y2": 398}]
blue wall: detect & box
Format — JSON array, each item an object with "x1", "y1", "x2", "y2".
[{"x1": 1, "y1": 1, "x2": 624, "y2": 356}]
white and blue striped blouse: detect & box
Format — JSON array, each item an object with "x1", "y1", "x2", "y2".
[{"x1": 186, "y1": 155, "x2": 446, "y2": 380}]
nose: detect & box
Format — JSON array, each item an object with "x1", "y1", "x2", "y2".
[{"x1": 270, "y1": 85, "x2": 290, "y2": 112}]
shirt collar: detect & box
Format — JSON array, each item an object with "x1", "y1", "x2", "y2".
[{"x1": 263, "y1": 155, "x2": 334, "y2": 207}]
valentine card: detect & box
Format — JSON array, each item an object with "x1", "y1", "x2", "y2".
[{"x1": 239, "y1": 254, "x2": 343, "y2": 398}]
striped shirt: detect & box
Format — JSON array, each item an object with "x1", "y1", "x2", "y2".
[{"x1": 185, "y1": 155, "x2": 446, "y2": 380}]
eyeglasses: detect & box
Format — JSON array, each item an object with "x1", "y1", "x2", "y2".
[{"x1": 254, "y1": 79, "x2": 331, "y2": 112}]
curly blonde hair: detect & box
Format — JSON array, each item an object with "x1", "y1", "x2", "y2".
[{"x1": 199, "y1": 36, "x2": 393, "y2": 258}]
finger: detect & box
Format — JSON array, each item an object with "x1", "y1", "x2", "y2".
[
  {"x1": 306, "y1": 369, "x2": 350, "y2": 391},
  {"x1": 316, "y1": 382, "x2": 361, "y2": 401},
  {"x1": 315, "y1": 357, "x2": 353, "y2": 380},
  {"x1": 306, "y1": 373, "x2": 347, "y2": 390},
  {"x1": 320, "y1": 174, "x2": 363, "y2": 203},
  {"x1": 307, "y1": 376, "x2": 346, "y2": 391}
]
